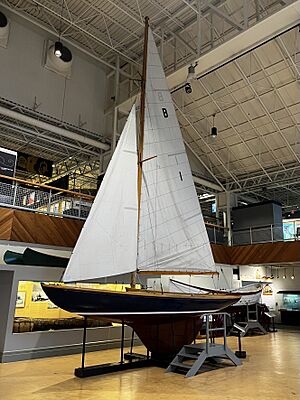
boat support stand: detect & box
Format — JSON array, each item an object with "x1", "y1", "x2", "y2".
[
  {"x1": 75, "y1": 318, "x2": 162, "y2": 378},
  {"x1": 236, "y1": 304, "x2": 267, "y2": 336}
]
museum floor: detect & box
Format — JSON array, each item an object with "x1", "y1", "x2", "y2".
[{"x1": 0, "y1": 329, "x2": 299, "y2": 400}]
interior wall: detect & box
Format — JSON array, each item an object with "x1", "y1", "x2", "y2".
[
  {"x1": 239, "y1": 265, "x2": 300, "y2": 313},
  {"x1": 0, "y1": 10, "x2": 107, "y2": 135},
  {"x1": 0, "y1": 264, "x2": 135, "y2": 362},
  {"x1": 0, "y1": 270, "x2": 14, "y2": 358}
]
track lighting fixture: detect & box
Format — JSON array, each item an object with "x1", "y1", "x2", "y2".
[{"x1": 211, "y1": 114, "x2": 217, "y2": 138}]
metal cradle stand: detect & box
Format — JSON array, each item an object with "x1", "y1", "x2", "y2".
[
  {"x1": 166, "y1": 312, "x2": 241, "y2": 378},
  {"x1": 236, "y1": 304, "x2": 267, "y2": 337},
  {"x1": 75, "y1": 317, "x2": 158, "y2": 378},
  {"x1": 264, "y1": 311, "x2": 277, "y2": 333}
]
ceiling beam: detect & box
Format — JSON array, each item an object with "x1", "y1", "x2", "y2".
[
  {"x1": 0, "y1": 105, "x2": 110, "y2": 151},
  {"x1": 207, "y1": 4, "x2": 243, "y2": 31},
  {"x1": 118, "y1": 1, "x2": 300, "y2": 113}
]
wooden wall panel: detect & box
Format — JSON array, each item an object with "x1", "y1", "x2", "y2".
[
  {"x1": 230, "y1": 241, "x2": 300, "y2": 265},
  {"x1": 11, "y1": 210, "x2": 84, "y2": 247},
  {"x1": 0, "y1": 209, "x2": 14, "y2": 241},
  {"x1": 0, "y1": 207, "x2": 83, "y2": 247},
  {"x1": 211, "y1": 244, "x2": 231, "y2": 264}
]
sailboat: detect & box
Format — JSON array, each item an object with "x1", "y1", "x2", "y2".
[{"x1": 42, "y1": 18, "x2": 240, "y2": 358}]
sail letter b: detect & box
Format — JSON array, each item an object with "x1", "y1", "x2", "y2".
[{"x1": 162, "y1": 108, "x2": 168, "y2": 118}]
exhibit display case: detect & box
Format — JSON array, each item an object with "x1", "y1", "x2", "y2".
[{"x1": 278, "y1": 291, "x2": 300, "y2": 326}]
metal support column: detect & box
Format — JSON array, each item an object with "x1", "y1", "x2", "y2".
[
  {"x1": 197, "y1": 0, "x2": 202, "y2": 56},
  {"x1": 112, "y1": 55, "x2": 120, "y2": 153},
  {"x1": 226, "y1": 190, "x2": 232, "y2": 246}
]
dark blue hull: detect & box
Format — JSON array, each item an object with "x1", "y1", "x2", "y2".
[{"x1": 41, "y1": 284, "x2": 239, "y2": 321}]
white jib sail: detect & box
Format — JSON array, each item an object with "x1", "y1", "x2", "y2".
[
  {"x1": 63, "y1": 105, "x2": 138, "y2": 282},
  {"x1": 137, "y1": 29, "x2": 215, "y2": 274}
]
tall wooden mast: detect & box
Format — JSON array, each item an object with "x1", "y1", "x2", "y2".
[{"x1": 131, "y1": 16, "x2": 149, "y2": 288}]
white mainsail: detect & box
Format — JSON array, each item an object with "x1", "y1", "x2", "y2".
[
  {"x1": 63, "y1": 105, "x2": 138, "y2": 282},
  {"x1": 137, "y1": 29, "x2": 215, "y2": 274}
]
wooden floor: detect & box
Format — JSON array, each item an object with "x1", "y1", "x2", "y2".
[{"x1": 0, "y1": 329, "x2": 299, "y2": 400}]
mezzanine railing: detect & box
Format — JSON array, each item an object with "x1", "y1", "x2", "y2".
[
  {"x1": 0, "y1": 175, "x2": 296, "y2": 246},
  {"x1": 232, "y1": 225, "x2": 285, "y2": 246},
  {"x1": 0, "y1": 174, "x2": 93, "y2": 220}
]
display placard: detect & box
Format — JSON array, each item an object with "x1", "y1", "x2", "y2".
[{"x1": 0, "y1": 146, "x2": 17, "y2": 177}]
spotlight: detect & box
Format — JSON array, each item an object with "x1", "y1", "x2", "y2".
[
  {"x1": 211, "y1": 113, "x2": 217, "y2": 138},
  {"x1": 283, "y1": 274, "x2": 286, "y2": 279},
  {"x1": 54, "y1": 41, "x2": 63, "y2": 57},
  {"x1": 185, "y1": 82, "x2": 192, "y2": 94}
]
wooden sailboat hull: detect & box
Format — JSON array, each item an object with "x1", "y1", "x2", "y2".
[
  {"x1": 41, "y1": 284, "x2": 240, "y2": 318},
  {"x1": 41, "y1": 284, "x2": 240, "y2": 357}
]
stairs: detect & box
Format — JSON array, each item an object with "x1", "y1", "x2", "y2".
[
  {"x1": 167, "y1": 342, "x2": 241, "y2": 378},
  {"x1": 232, "y1": 304, "x2": 267, "y2": 336},
  {"x1": 166, "y1": 313, "x2": 242, "y2": 378}
]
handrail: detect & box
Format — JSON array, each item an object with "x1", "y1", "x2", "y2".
[
  {"x1": 0, "y1": 174, "x2": 94, "y2": 201},
  {"x1": 0, "y1": 175, "x2": 229, "y2": 233},
  {"x1": 204, "y1": 221, "x2": 227, "y2": 230}
]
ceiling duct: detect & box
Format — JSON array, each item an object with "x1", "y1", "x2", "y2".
[
  {"x1": 44, "y1": 40, "x2": 73, "y2": 78},
  {"x1": 0, "y1": 105, "x2": 110, "y2": 151},
  {"x1": 0, "y1": 10, "x2": 9, "y2": 48}
]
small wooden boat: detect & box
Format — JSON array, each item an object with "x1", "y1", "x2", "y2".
[{"x1": 4, "y1": 248, "x2": 69, "y2": 268}]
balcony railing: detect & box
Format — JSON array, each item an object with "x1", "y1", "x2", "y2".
[
  {"x1": 232, "y1": 225, "x2": 285, "y2": 245},
  {"x1": 0, "y1": 175, "x2": 93, "y2": 220}
]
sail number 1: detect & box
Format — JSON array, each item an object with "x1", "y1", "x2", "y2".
[{"x1": 162, "y1": 108, "x2": 168, "y2": 118}]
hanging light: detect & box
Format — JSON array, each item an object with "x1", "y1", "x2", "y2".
[
  {"x1": 54, "y1": 41, "x2": 63, "y2": 57},
  {"x1": 283, "y1": 268, "x2": 286, "y2": 279},
  {"x1": 54, "y1": 0, "x2": 64, "y2": 58},
  {"x1": 291, "y1": 267, "x2": 295, "y2": 280},
  {"x1": 211, "y1": 114, "x2": 217, "y2": 138}
]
